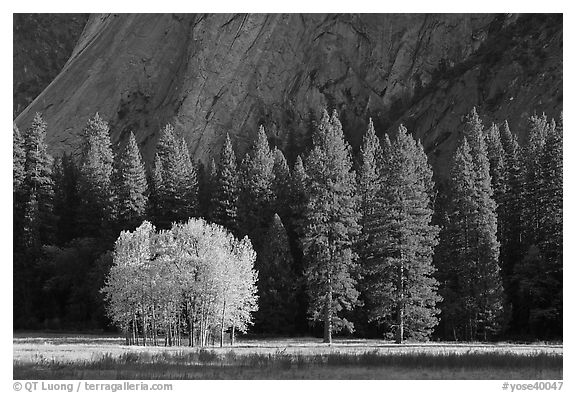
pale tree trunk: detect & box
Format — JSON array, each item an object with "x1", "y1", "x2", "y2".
[
  {"x1": 230, "y1": 325, "x2": 235, "y2": 346},
  {"x1": 395, "y1": 261, "x2": 404, "y2": 344},
  {"x1": 151, "y1": 304, "x2": 157, "y2": 346},
  {"x1": 177, "y1": 314, "x2": 182, "y2": 346},
  {"x1": 132, "y1": 314, "x2": 138, "y2": 346},
  {"x1": 323, "y1": 275, "x2": 333, "y2": 344},
  {"x1": 187, "y1": 299, "x2": 195, "y2": 347},
  {"x1": 199, "y1": 301, "x2": 205, "y2": 347},
  {"x1": 142, "y1": 313, "x2": 148, "y2": 347},
  {"x1": 220, "y1": 300, "x2": 227, "y2": 348}
]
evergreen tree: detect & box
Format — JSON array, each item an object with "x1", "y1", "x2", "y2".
[
  {"x1": 153, "y1": 126, "x2": 198, "y2": 227},
  {"x1": 237, "y1": 125, "x2": 275, "y2": 247},
  {"x1": 484, "y1": 123, "x2": 506, "y2": 211},
  {"x1": 540, "y1": 115, "x2": 562, "y2": 266},
  {"x1": 13, "y1": 123, "x2": 26, "y2": 194},
  {"x1": 514, "y1": 114, "x2": 562, "y2": 337},
  {"x1": 177, "y1": 138, "x2": 198, "y2": 219},
  {"x1": 23, "y1": 112, "x2": 55, "y2": 245},
  {"x1": 353, "y1": 118, "x2": 384, "y2": 336},
  {"x1": 150, "y1": 154, "x2": 165, "y2": 227},
  {"x1": 357, "y1": 118, "x2": 383, "y2": 265},
  {"x1": 271, "y1": 147, "x2": 292, "y2": 222},
  {"x1": 211, "y1": 134, "x2": 239, "y2": 232},
  {"x1": 301, "y1": 109, "x2": 360, "y2": 343},
  {"x1": 364, "y1": 125, "x2": 440, "y2": 343},
  {"x1": 154, "y1": 124, "x2": 179, "y2": 227},
  {"x1": 13, "y1": 123, "x2": 26, "y2": 248},
  {"x1": 442, "y1": 108, "x2": 503, "y2": 340},
  {"x1": 465, "y1": 108, "x2": 503, "y2": 339},
  {"x1": 498, "y1": 120, "x2": 524, "y2": 333},
  {"x1": 290, "y1": 155, "x2": 308, "y2": 235},
  {"x1": 440, "y1": 138, "x2": 477, "y2": 340},
  {"x1": 288, "y1": 154, "x2": 310, "y2": 333},
  {"x1": 522, "y1": 114, "x2": 551, "y2": 247},
  {"x1": 116, "y1": 132, "x2": 148, "y2": 230},
  {"x1": 15, "y1": 114, "x2": 54, "y2": 328},
  {"x1": 22, "y1": 192, "x2": 40, "y2": 250},
  {"x1": 78, "y1": 113, "x2": 116, "y2": 238},
  {"x1": 253, "y1": 214, "x2": 298, "y2": 334}
]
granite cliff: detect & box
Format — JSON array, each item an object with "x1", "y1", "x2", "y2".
[{"x1": 14, "y1": 13, "x2": 562, "y2": 176}]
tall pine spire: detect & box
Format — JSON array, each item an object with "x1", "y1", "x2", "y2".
[
  {"x1": 211, "y1": 133, "x2": 239, "y2": 232},
  {"x1": 364, "y1": 125, "x2": 440, "y2": 343},
  {"x1": 442, "y1": 108, "x2": 504, "y2": 340},
  {"x1": 116, "y1": 132, "x2": 148, "y2": 230},
  {"x1": 23, "y1": 112, "x2": 55, "y2": 245},
  {"x1": 302, "y1": 109, "x2": 360, "y2": 343},
  {"x1": 78, "y1": 112, "x2": 116, "y2": 238},
  {"x1": 237, "y1": 125, "x2": 275, "y2": 245}
]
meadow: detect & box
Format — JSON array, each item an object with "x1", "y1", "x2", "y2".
[{"x1": 13, "y1": 333, "x2": 563, "y2": 379}]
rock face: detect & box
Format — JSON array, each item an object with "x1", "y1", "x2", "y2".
[
  {"x1": 13, "y1": 13, "x2": 89, "y2": 118},
  {"x1": 14, "y1": 13, "x2": 562, "y2": 177},
  {"x1": 392, "y1": 14, "x2": 563, "y2": 177}
]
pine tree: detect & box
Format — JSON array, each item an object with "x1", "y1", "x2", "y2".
[
  {"x1": 177, "y1": 138, "x2": 198, "y2": 219},
  {"x1": 150, "y1": 154, "x2": 165, "y2": 227},
  {"x1": 440, "y1": 138, "x2": 477, "y2": 339},
  {"x1": 290, "y1": 155, "x2": 308, "y2": 235},
  {"x1": 116, "y1": 132, "x2": 148, "y2": 230},
  {"x1": 153, "y1": 126, "x2": 198, "y2": 227},
  {"x1": 513, "y1": 114, "x2": 562, "y2": 337},
  {"x1": 357, "y1": 118, "x2": 383, "y2": 266},
  {"x1": 237, "y1": 125, "x2": 275, "y2": 247},
  {"x1": 211, "y1": 134, "x2": 239, "y2": 233},
  {"x1": 205, "y1": 158, "x2": 218, "y2": 220},
  {"x1": 253, "y1": 214, "x2": 298, "y2": 334},
  {"x1": 521, "y1": 114, "x2": 550, "y2": 247},
  {"x1": 442, "y1": 108, "x2": 503, "y2": 340},
  {"x1": 465, "y1": 108, "x2": 503, "y2": 339},
  {"x1": 22, "y1": 192, "x2": 40, "y2": 250},
  {"x1": 13, "y1": 123, "x2": 26, "y2": 194},
  {"x1": 498, "y1": 120, "x2": 524, "y2": 333},
  {"x1": 23, "y1": 112, "x2": 55, "y2": 245},
  {"x1": 153, "y1": 124, "x2": 182, "y2": 227},
  {"x1": 540, "y1": 115, "x2": 562, "y2": 265},
  {"x1": 484, "y1": 123, "x2": 506, "y2": 214},
  {"x1": 288, "y1": 154, "x2": 310, "y2": 333},
  {"x1": 78, "y1": 113, "x2": 116, "y2": 238},
  {"x1": 301, "y1": 109, "x2": 360, "y2": 343},
  {"x1": 364, "y1": 125, "x2": 440, "y2": 343},
  {"x1": 13, "y1": 123, "x2": 26, "y2": 248},
  {"x1": 271, "y1": 147, "x2": 292, "y2": 222}
]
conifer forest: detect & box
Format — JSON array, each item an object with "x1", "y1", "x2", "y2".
[
  {"x1": 13, "y1": 106, "x2": 562, "y2": 345},
  {"x1": 12, "y1": 13, "x2": 565, "y2": 383}
]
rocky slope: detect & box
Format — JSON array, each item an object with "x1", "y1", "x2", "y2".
[
  {"x1": 392, "y1": 14, "x2": 562, "y2": 177},
  {"x1": 13, "y1": 13, "x2": 89, "y2": 118},
  {"x1": 14, "y1": 13, "x2": 562, "y2": 176}
]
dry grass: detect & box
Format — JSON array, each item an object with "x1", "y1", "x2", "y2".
[{"x1": 13, "y1": 333, "x2": 563, "y2": 380}]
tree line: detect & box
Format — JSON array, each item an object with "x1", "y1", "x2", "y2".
[{"x1": 13, "y1": 107, "x2": 562, "y2": 342}]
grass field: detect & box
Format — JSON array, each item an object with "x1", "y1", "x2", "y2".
[{"x1": 13, "y1": 333, "x2": 563, "y2": 379}]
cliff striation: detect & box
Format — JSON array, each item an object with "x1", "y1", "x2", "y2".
[{"x1": 14, "y1": 13, "x2": 562, "y2": 177}]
